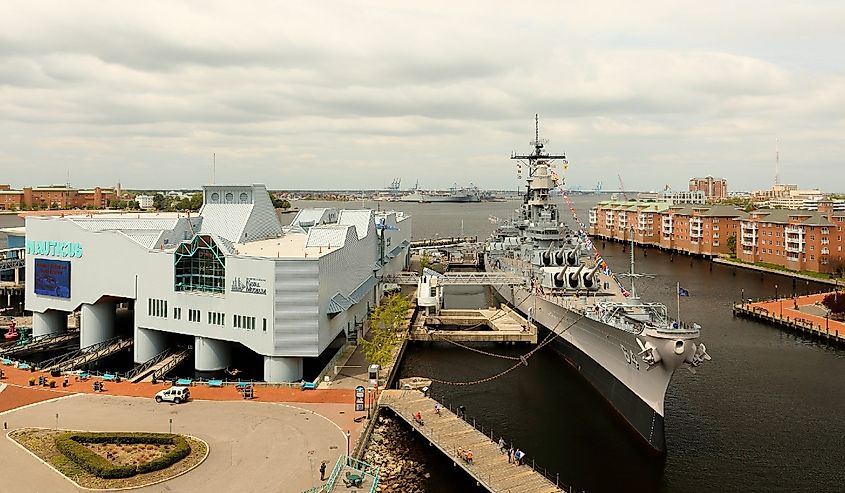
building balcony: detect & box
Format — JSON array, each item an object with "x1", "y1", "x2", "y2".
[
  {"x1": 741, "y1": 240, "x2": 756, "y2": 247},
  {"x1": 785, "y1": 225, "x2": 803, "y2": 235}
]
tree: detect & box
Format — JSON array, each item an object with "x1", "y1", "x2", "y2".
[
  {"x1": 727, "y1": 233, "x2": 737, "y2": 257},
  {"x1": 360, "y1": 294, "x2": 411, "y2": 368},
  {"x1": 419, "y1": 252, "x2": 433, "y2": 273},
  {"x1": 152, "y1": 193, "x2": 166, "y2": 210},
  {"x1": 822, "y1": 292, "x2": 845, "y2": 320},
  {"x1": 269, "y1": 192, "x2": 290, "y2": 209}
]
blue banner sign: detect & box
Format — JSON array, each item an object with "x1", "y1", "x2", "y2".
[
  {"x1": 355, "y1": 385, "x2": 365, "y2": 411},
  {"x1": 34, "y1": 259, "x2": 71, "y2": 298},
  {"x1": 26, "y1": 240, "x2": 83, "y2": 258}
]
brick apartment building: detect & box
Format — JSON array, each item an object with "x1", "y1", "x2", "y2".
[
  {"x1": 0, "y1": 185, "x2": 116, "y2": 210},
  {"x1": 689, "y1": 176, "x2": 727, "y2": 201},
  {"x1": 589, "y1": 200, "x2": 746, "y2": 257},
  {"x1": 737, "y1": 203, "x2": 845, "y2": 273}
]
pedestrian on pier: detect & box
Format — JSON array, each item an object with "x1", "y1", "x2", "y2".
[
  {"x1": 458, "y1": 405, "x2": 466, "y2": 418},
  {"x1": 319, "y1": 461, "x2": 327, "y2": 481},
  {"x1": 514, "y1": 448, "x2": 524, "y2": 466},
  {"x1": 507, "y1": 446, "x2": 513, "y2": 463},
  {"x1": 498, "y1": 437, "x2": 506, "y2": 454}
]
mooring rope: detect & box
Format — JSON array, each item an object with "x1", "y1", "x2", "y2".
[{"x1": 425, "y1": 315, "x2": 583, "y2": 386}]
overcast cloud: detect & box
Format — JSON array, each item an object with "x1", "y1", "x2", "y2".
[{"x1": 1, "y1": 1, "x2": 843, "y2": 192}]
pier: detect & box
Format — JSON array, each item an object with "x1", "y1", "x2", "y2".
[
  {"x1": 733, "y1": 292, "x2": 845, "y2": 347},
  {"x1": 409, "y1": 307, "x2": 537, "y2": 343},
  {"x1": 379, "y1": 389, "x2": 566, "y2": 493},
  {"x1": 410, "y1": 236, "x2": 478, "y2": 248}
]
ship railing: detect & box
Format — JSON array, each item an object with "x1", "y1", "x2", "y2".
[{"x1": 421, "y1": 390, "x2": 579, "y2": 493}]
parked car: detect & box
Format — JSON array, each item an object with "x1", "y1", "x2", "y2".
[{"x1": 154, "y1": 386, "x2": 190, "y2": 404}]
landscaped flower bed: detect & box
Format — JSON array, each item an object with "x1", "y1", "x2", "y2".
[
  {"x1": 54, "y1": 432, "x2": 191, "y2": 478},
  {"x1": 10, "y1": 428, "x2": 207, "y2": 489}
]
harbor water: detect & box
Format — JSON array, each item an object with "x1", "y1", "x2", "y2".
[{"x1": 295, "y1": 197, "x2": 845, "y2": 492}]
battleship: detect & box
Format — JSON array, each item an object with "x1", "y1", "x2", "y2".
[{"x1": 485, "y1": 116, "x2": 711, "y2": 452}]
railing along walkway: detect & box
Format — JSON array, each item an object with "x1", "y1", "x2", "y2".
[{"x1": 379, "y1": 389, "x2": 563, "y2": 493}]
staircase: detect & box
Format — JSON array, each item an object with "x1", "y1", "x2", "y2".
[{"x1": 39, "y1": 337, "x2": 133, "y2": 372}]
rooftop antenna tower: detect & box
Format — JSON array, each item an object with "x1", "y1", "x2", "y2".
[
  {"x1": 212, "y1": 153, "x2": 216, "y2": 185},
  {"x1": 774, "y1": 139, "x2": 780, "y2": 186}
]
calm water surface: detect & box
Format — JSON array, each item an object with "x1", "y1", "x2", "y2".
[{"x1": 295, "y1": 197, "x2": 845, "y2": 492}]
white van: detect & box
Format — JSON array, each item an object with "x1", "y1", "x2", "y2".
[{"x1": 154, "y1": 386, "x2": 190, "y2": 404}]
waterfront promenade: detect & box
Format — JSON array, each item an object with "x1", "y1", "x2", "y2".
[
  {"x1": 733, "y1": 292, "x2": 845, "y2": 346},
  {"x1": 379, "y1": 389, "x2": 565, "y2": 493}
]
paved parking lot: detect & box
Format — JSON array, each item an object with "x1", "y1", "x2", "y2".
[{"x1": 0, "y1": 392, "x2": 346, "y2": 493}]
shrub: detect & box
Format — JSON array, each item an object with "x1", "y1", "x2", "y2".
[{"x1": 54, "y1": 432, "x2": 191, "y2": 479}]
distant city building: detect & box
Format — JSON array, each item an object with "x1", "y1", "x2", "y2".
[
  {"x1": 135, "y1": 194, "x2": 155, "y2": 209},
  {"x1": 688, "y1": 176, "x2": 727, "y2": 200},
  {"x1": 636, "y1": 190, "x2": 707, "y2": 205},
  {"x1": 0, "y1": 184, "x2": 116, "y2": 210}
]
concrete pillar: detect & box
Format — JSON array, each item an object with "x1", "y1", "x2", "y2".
[
  {"x1": 134, "y1": 327, "x2": 169, "y2": 364},
  {"x1": 263, "y1": 356, "x2": 303, "y2": 383},
  {"x1": 195, "y1": 336, "x2": 231, "y2": 371},
  {"x1": 80, "y1": 301, "x2": 116, "y2": 347},
  {"x1": 32, "y1": 310, "x2": 67, "y2": 338}
]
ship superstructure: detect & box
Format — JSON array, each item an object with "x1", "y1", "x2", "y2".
[{"x1": 486, "y1": 116, "x2": 710, "y2": 452}]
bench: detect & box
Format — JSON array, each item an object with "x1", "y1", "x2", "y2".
[
  {"x1": 176, "y1": 378, "x2": 193, "y2": 386},
  {"x1": 207, "y1": 379, "x2": 223, "y2": 388},
  {"x1": 301, "y1": 381, "x2": 317, "y2": 390},
  {"x1": 1, "y1": 358, "x2": 10, "y2": 365},
  {"x1": 78, "y1": 372, "x2": 90, "y2": 381},
  {"x1": 102, "y1": 373, "x2": 116, "y2": 381},
  {"x1": 17, "y1": 362, "x2": 30, "y2": 370}
]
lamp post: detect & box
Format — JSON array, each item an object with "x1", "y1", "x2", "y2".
[
  {"x1": 346, "y1": 430, "x2": 351, "y2": 457},
  {"x1": 169, "y1": 418, "x2": 172, "y2": 434},
  {"x1": 775, "y1": 284, "x2": 778, "y2": 301}
]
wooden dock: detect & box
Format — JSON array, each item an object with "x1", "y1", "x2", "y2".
[
  {"x1": 378, "y1": 389, "x2": 565, "y2": 493},
  {"x1": 733, "y1": 299, "x2": 845, "y2": 347}
]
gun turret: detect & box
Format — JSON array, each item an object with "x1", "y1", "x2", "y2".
[
  {"x1": 582, "y1": 264, "x2": 600, "y2": 289},
  {"x1": 567, "y1": 265, "x2": 585, "y2": 289},
  {"x1": 542, "y1": 245, "x2": 553, "y2": 266}
]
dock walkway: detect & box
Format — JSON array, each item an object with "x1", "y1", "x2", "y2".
[
  {"x1": 409, "y1": 307, "x2": 537, "y2": 343},
  {"x1": 379, "y1": 389, "x2": 564, "y2": 493},
  {"x1": 733, "y1": 293, "x2": 845, "y2": 347}
]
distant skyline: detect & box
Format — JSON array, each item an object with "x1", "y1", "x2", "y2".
[{"x1": 1, "y1": 1, "x2": 844, "y2": 192}]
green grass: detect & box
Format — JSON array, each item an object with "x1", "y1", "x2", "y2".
[{"x1": 721, "y1": 256, "x2": 844, "y2": 281}]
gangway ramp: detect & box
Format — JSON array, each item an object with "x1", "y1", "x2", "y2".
[
  {"x1": 379, "y1": 389, "x2": 564, "y2": 493},
  {"x1": 143, "y1": 347, "x2": 191, "y2": 382},
  {"x1": 40, "y1": 337, "x2": 133, "y2": 372},
  {"x1": 0, "y1": 331, "x2": 79, "y2": 358},
  {"x1": 382, "y1": 272, "x2": 523, "y2": 286}
]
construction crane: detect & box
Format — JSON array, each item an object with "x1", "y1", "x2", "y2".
[{"x1": 617, "y1": 174, "x2": 629, "y2": 201}]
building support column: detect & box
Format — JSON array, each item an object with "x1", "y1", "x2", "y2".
[
  {"x1": 80, "y1": 302, "x2": 116, "y2": 347},
  {"x1": 32, "y1": 310, "x2": 67, "y2": 338},
  {"x1": 263, "y1": 356, "x2": 303, "y2": 383},
  {"x1": 134, "y1": 327, "x2": 169, "y2": 364},
  {"x1": 195, "y1": 336, "x2": 231, "y2": 371}
]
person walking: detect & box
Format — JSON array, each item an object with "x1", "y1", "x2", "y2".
[
  {"x1": 498, "y1": 437, "x2": 506, "y2": 454},
  {"x1": 514, "y1": 448, "x2": 523, "y2": 466},
  {"x1": 507, "y1": 446, "x2": 514, "y2": 463},
  {"x1": 319, "y1": 461, "x2": 327, "y2": 481}
]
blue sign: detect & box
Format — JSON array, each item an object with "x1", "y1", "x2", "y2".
[
  {"x1": 34, "y1": 259, "x2": 71, "y2": 298},
  {"x1": 26, "y1": 240, "x2": 83, "y2": 258},
  {"x1": 355, "y1": 385, "x2": 365, "y2": 411}
]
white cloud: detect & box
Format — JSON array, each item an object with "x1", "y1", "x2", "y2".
[{"x1": 0, "y1": 0, "x2": 843, "y2": 191}]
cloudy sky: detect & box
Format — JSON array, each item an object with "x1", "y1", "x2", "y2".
[{"x1": 1, "y1": 1, "x2": 843, "y2": 192}]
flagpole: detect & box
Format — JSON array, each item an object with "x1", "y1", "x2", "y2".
[{"x1": 677, "y1": 282, "x2": 681, "y2": 325}]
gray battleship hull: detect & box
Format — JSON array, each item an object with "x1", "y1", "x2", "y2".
[{"x1": 494, "y1": 284, "x2": 670, "y2": 453}]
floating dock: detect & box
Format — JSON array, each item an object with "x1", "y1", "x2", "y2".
[
  {"x1": 733, "y1": 292, "x2": 845, "y2": 347},
  {"x1": 379, "y1": 389, "x2": 565, "y2": 493},
  {"x1": 409, "y1": 307, "x2": 537, "y2": 343}
]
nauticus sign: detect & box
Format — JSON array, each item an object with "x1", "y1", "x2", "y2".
[
  {"x1": 231, "y1": 277, "x2": 267, "y2": 295},
  {"x1": 26, "y1": 240, "x2": 83, "y2": 258}
]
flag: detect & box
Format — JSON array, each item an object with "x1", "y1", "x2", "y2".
[
  {"x1": 621, "y1": 287, "x2": 631, "y2": 297},
  {"x1": 678, "y1": 286, "x2": 690, "y2": 297}
]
